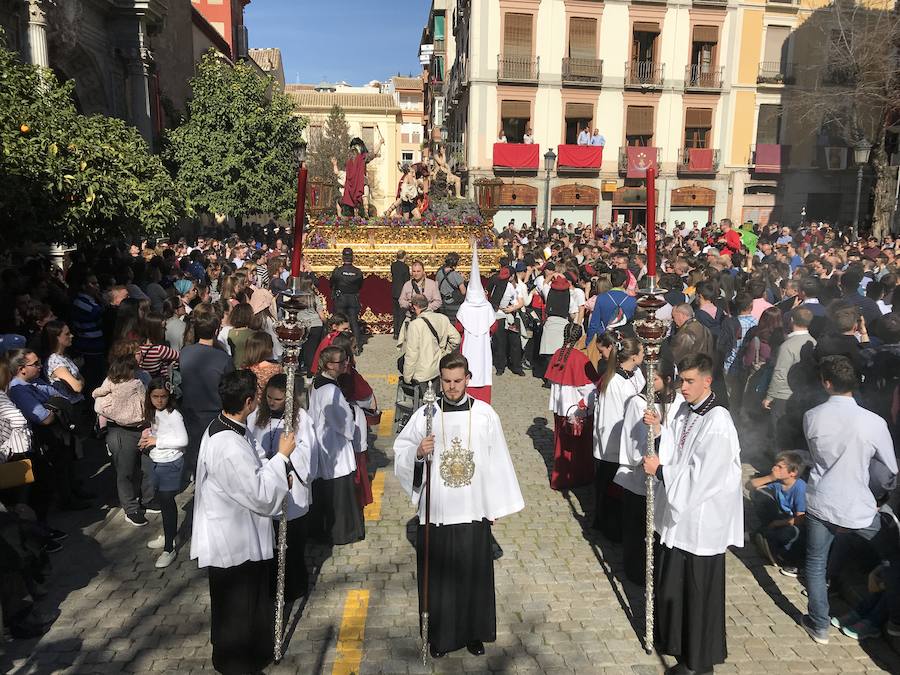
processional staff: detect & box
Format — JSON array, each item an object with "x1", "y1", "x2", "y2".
[
  {"x1": 420, "y1": 382, "x2": 437, "y2": 665},
  {"x1": 274, "y1": 145, "x2": 310, "y2": 663},
  {"x1": 632, "y1": 167, "x2": 669, "y2": 655}
]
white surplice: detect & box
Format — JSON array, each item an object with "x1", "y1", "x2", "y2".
[
  {"x1": 590, "y1": 370, "x2": 646, "y2": 462},
  {"x1": 247, "y1": 408, "x2": 319, "y2": 520},
  {"x1": 615, "y1": 392, "x2": 685, "y2": 496},
  {"x1": 307, "y1": 377, "x2": 358, "y2": 480},
  {"x1": 654, "y1": 398, "x2": 744, "y2": 556},
  {"x1": 393, "y1": 395, "x2": 524, "y2": 526},
  {"x1": 190, "y1": 416, "x2": 290, "y2": 569}
]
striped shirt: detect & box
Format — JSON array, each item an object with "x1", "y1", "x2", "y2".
[
  {"x1": 0, "y1": 392, "x2": 33, "y2": 462},
  {"x1": 137, "y1": 343, "x2": 180, "y2": 378}
]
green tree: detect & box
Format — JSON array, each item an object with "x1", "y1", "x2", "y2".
[
  {"x1": 0, "y1": 37, "x2": 184, "y2": 245},
  {"x1": 165, "y1": 52, "x2": 306, "y2": 221},
  {"x1": 307, "y1": 105, "x2": 351, "y2": 213}
]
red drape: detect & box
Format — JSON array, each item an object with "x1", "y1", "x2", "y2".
[
  {"x1": 493, "y1": 143, "x2": 540, "y2": 169},
  {"x1": 754, "y1": 144, "x2": 784, "y2": 174},
  {"x1": 687, "y1": 148, "x2": 714, "y2": 172},
  {"x1": 626, "y1": 147, "x2": 658, "y2": 178},
  {"x1": 557, "y1": 145, "x2": 603, "y2": 169}
]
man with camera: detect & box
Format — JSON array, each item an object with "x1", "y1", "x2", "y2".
[{"x1": 398, "y1": 294, "x2": 460, "y2": 391}]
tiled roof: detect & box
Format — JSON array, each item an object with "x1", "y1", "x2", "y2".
[
  {"x1": 248, "y1": 48, "x2": 282, "y2": 72},
  {"x1": 287, "y1": 91, "x2": 401, "y2": 113},
  {"x1": 392, "y1": 76, "x2": 423, "y2": 90}
]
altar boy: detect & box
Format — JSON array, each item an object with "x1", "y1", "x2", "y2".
[
  {"x1": 394, "y1": 353, "x2": 524, "y2": 658},
  {"x1": 190, "y1": 371, "x2": 296, "y2": 675},
  {"x1": 643, "y1": 353, "x2": 743, "y2": 675}
]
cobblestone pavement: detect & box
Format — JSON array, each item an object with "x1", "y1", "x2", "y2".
[{"x1": 5, "y1": 335, "x2": 900, "y2": 674}]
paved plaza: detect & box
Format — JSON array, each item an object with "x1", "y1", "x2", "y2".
[{"x1": 4, "y1": 335, "x2": 900, "y2": 674}]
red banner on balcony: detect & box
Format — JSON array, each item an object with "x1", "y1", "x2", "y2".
[
  {"x1": 754, "y1": 144, "x2": 783, "y2": 174},
  {"x1": 493, "y1": 143, "x2": 540, "y2": 169},
  {"x1": 688, "y1": 148, "x2": 714, "y2": 172},
  {"x1": 557, "y1": 145, "x2": 603, "y2": 169},
  {"x1": 626, "y1": 146, "x2": 658, "y2": 178}
]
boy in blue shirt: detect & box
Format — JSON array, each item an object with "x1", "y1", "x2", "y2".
[{"x1": 748, "y1": 450, "x2": 808, "y2": 577}]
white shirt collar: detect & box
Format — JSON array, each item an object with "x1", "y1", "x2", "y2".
[{"x1": 787, "y1": 329, "x2": 810, "y2": 338}]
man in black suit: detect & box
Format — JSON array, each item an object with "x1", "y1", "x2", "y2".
[{"x1": 391, "y1": 250, "x2": 410, "y2": 339}]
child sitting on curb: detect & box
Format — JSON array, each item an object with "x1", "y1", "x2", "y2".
[{"x1": 748, "y1": 450, "x2": 808, "y2": 577}]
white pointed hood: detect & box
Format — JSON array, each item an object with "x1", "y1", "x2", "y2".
[{"x1": 455, "y1": 242, "x2": 496, "y2": 337}]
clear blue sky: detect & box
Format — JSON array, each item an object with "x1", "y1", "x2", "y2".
[{"x1": 245, "y1": 0, "x2": 429, "y2": 85}]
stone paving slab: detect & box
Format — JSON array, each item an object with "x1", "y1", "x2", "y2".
[{"x1": 3, "y1": 335, "x2": 899, "y2": 674}]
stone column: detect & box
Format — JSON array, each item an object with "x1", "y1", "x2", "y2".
[
  {"x1": 125, "y1": 46, "x2": 155, "y2": 146},
  {"x1": 25, "y1": 0, "x2": 49, "y2": 67}
]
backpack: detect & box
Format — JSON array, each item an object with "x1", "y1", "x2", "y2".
[{"x1": 716, "y1": 315, "x2": 742, "y2": 362}]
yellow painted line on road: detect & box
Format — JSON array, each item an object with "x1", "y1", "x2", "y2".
[
  {"x1": 377, "y1": 408, "x2": 395, "y2": 438},
  {"x1": 364, "y1": 471, "x2": 386, "y2": 522},
  {"x1": 332, "y1": 589, "x2": 370, "y2": 675}
]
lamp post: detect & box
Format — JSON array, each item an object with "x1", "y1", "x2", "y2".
[
  {"x1": 543, "y1": 148, "x2": 556, "y2": 233},
  {"x1": 852, "y1": 140, "x2": 872, "y2": 243}
]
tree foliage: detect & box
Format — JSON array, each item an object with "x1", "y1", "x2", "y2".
[
  {"x1": 785, "y1": 0, "x2": 900, "y2": 236},
  {"x1": 0, "y1": 36, "x2": 184, "y2": 246},
  {"x1": 164, "y1": 52, "x2": 306, "y2": 221}
]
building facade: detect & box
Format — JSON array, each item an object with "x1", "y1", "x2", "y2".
[
  {"x1": 422, "y1": 0, "x2": 895, "y2": 231},
  {"x1": 0, "y1": 0, "x2": 237, "y2": 149}
]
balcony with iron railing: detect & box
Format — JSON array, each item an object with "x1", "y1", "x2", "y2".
[
  {"x1": 618, "y1": 147, "x2": 661, "y2": 173},
  {"x1": 498, "y1": 55, "x2": 540, "y2": 83},
  {"x1": 749, "y1": 143, "x2": 790, "y2": 173},
  {"x1": 767, "y1": 0, "x2": 800, "y2": 6},
  {"x1": 562, "y1": 57, "x2": 604, "y2": 86},
  {"x1": 677, "y1": 148, "x2": 721, "y2": 173},
  {"x1": 433, "y1": 38, "x2": 445, "y2": 54},
  {"x1": 757, "y1": 61, "x2": 795, "y2": 85},
  {"x1": 692, "y1": 0, "x2": 727, "y2": 5},
  {"x1": 625, "y1": 61, "x2": 664, "y2": 88},
  {"x1": 447, "y1": 59, "x2": 469, "y2": 105},
  {"x1": 685, "y1": 64, "x2": 723, "y2": 91}
]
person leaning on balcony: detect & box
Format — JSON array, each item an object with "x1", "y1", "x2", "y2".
[
  {"x1": 589, "y1": 129, "x2": 605, "y2": 147},
  {"x1": 523, "y1": 125, "x2": 534, "y2": 145},
  {"x1": 497, "y1": 129, "x2": 507, "y2": 143},
  {"x1": 577, "y1": 126, "x2": 591, "y2": 146}
]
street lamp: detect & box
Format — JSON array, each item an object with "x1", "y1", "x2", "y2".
[
  {"x1": 852, "y1": 139, "x2": 872, "y2": 242},
  {"x1": 543, "y1": 148, "x2": 556, "y2": 232}
]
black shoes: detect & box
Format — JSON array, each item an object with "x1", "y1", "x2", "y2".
[
  {"x1": 466, "y1": 641, "x2": 485, "y2": 656},
  {"x1": 511, "y1": 370, "x2": 526, "y2": 377},
  {"x1": 429, "y1": 646, "x2": 447, "y2": 659},
  {"x1": 143, "y1": 500, "x2": 162, "y2": 514}
]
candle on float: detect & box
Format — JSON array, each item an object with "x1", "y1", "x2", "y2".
[
  {"x1": 646, "y1": 167, "x2": 656, "y2": 279},
  {"x1": 290, "y1": 163, "x2": 309, "y2": 278}
]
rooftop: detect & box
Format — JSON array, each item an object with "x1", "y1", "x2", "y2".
[
  {"x1": 287, "y1": 91, "x2": 401, "y2": 114},
  {"x1": 248, "y1": 48, "x2": 282, "y2": 73}
]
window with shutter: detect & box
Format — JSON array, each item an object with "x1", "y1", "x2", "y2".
[
  {"x1": 763, "y1": 26, "x2": 790, "y2": 66},
  {"x1": 756, "y1": 105, "x2": 782, "y2": 144},
  {"x1": 504, "y1": 13, "x2": 533, "y2": 58},
  {"x1": 626, "y1": 106, "x2": 654, "y2": 145},
  {"x1": 564, "y1": 103, "x2": 594, "y2": 144},
  {"x1": 684, "y1": 108, "x2": 712, "y2": 148},
  {"x1": 568, "y1": 18, "x2": 597, "y2": 60}
]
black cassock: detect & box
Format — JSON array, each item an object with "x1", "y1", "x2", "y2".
[{"x1": 417, "y1": 518, "x2": 497, "y2": 653}]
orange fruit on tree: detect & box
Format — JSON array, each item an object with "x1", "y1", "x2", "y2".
[{"x1": 20, "y1": 124, "x2": 30, "y2": 133}]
